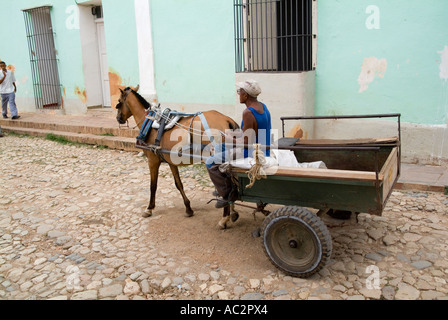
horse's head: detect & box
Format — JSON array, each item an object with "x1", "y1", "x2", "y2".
[
  {"x1": 115, "y1": 85, "x2": 154, "y2": 125},
  {"x1": 115, "y1": 86, "x2": 136, "y2": 125}
]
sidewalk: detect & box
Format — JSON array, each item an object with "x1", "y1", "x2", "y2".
[
  {"x1": 1, "y1": 110, "x2": 447, "y2": 193},
  {"x1": 0, "y1": 110, "x2": 140, "y2": 152},
  {"x1": 397, "y1": 163, "x2": 448, "y2": 193}
]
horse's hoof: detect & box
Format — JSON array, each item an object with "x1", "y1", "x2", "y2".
[
  {"x1": 218, "y1": 217, "x2": 230, "y2": 229},
  {"x1": 230, "y1": 211, "x2": 239, "y2": 223},
  {"x1": 185, "y1": 210, "x2": 194, "y2": 217},
  {"x1": 218, "y1": 221, "x2": 227, "y2": 229},
  {"x1": 142, "y1": 209, "x2": 153, "y2": 218}
]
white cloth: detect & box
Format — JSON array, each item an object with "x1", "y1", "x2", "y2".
[
  {"x1": 229, "y1": 156, "x2": 279, "y2": 170},
  {"x1": 229, "y1": 149, "x2": 327, "y2": 172},
  {"x1": 236, "y1": 79, "x2": 261, "y2": 97},
  {"x1": 271, "y1": 149, "x2": 327, "y2": 169},
  {"x1": 0, "y1": 70, "x2": 16, "y2": 94}
]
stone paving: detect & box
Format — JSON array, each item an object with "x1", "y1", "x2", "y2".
[{"x1": 0, "y1": 134, "x2": 448, "y2": 300}]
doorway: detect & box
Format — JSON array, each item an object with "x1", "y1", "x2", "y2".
[
  {"x1": 23, "y1": 6, "x2": 63, "y2": 109},
  {"x1": 96, "y1": 19, "x2": 111, "y2": 107},
  {"x1": 79, "y1": 3, "x2": 110, "y2": 108}
]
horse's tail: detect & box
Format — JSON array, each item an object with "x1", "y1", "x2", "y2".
[{"x1": 228, "y1": 119, "x2": 240, "y2": 131}]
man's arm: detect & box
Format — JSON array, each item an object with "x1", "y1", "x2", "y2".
[
  {"x1": 241, "y1": 109, "x2": 258, "y2": 145},
  {"x1": 0, "y1": 71, "x2": 6, "y2": 84},
  {"x1": 225, "y1": 110, "x2": 258, "y2": 146}
]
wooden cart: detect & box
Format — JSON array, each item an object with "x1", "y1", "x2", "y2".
[{"x1": 231, "y1": 114, "x2": 401, "y2": 278}]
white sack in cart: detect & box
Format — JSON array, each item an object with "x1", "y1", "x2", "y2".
[
  {"x1": 228, "y1": 149, "x2": 327, "y2": 172},
  {"x1": 271, "y1": 149, "x2": 327, "y2": 169},
  {"x1": 229, "y1": 156, "x2": 278, "y2": 170}
]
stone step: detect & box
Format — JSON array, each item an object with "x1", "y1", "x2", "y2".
[
  {"x1": 0, "y1": 118, "x2": 139, "y2": 138},
  {"x1": 1, "y1": 125, "x2": 139, "y2": 152}
]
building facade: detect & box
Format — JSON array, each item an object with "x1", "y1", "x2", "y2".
[
  {"x1": 315, "y1": 0, "x2": 448, "y2": 164},
  {"x1": 1, "y1": 0, "x2": 447, "y2": 164}
]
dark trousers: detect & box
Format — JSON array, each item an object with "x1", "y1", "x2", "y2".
[{"x1": 206, "y1": 164, "x2": 237, "y2": 201}]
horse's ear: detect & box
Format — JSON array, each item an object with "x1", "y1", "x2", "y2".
[
  {"x1": 119, "y1": 88, "x2": 124, "y2": 94},
  {"x1": 134, "y1": 85, "x2": 140, "y2": 92}
]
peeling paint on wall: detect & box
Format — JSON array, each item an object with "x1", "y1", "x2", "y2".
[
  {"x1": 438, "y1": 46, "x2": 448, "y2": 81},
  {"x1": 109, "y1": 69, "x2": 125, "y2": 108},
  {"x1": 74, "y1": 86, "x2": 87, "y2": 103},
  {"x1": 357, "y1": 57, "x2": 387, "y2": 93}
]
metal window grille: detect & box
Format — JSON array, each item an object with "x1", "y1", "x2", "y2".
[
  {"x1": 234, "y1": 0, "x2": 314, "y2": 72},
  {"x1": 23, "y1": 6, "x2": 62, "y2": 109}
]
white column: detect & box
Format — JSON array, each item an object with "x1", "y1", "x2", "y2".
[{"x1": 134, "y1": 0, "x2": 157, "y2": 103}]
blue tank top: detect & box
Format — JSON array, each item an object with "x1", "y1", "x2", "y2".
[{"x1": 241, "y1": 103, "x2": 271, "y2": 158}]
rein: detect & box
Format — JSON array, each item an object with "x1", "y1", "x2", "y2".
[{"x1": 120, "y1": 88, "x2": 148, "y2": 129}]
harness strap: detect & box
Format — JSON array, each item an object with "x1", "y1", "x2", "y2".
[
  {"x1": 169, "y1": 112, "x2": 198, "y2": 117},
  {"x1": 137, "y1": 111, "x2": 221, "y2": 162},
  {"x1": 137, "y1": 110, "x2": 155, "y2": 142},
  {"x1": 154, "y1": 117, "x2": 167, "y2": 147},
  {"x1": 188, "y1": 113, "x2": 200, "y2": 163},
  {"x1": 198, "y1": 112, "x2": 220, "y2": 149}
]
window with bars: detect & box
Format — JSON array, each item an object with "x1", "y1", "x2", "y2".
[
  {"x1": 234, "y1": 0, "x2": 315, "y2": 73},
  {"x1": 23, "y1": 6, "x2": 62, "y2": 109}
]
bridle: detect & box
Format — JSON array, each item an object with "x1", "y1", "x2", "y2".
[{"x1": 117, "y1": 88, "x2": 148, "y2": 129}]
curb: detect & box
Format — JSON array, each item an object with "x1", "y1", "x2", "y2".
[
  {"x1": 394, "y1": 181, "x2": 446, "y2": 193},
  {"x1": 1, "y1": 126, "x2": 139, "y2": 152},
  {"x1": 0, "y1": 118, "x2": 139, "y2": 138}
]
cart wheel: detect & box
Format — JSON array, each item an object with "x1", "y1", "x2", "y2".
[{"x1": 260, "y1": 206, "x2": 332, "y2": 278}]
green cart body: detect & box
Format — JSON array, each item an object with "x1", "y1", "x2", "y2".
[{"x1": 231, "y1": 114, "x2": 401, "y2": 278}]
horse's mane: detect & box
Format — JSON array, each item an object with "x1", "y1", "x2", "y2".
[{"x1": 124, "y1": 87, "x2": 151, "y2": 110}]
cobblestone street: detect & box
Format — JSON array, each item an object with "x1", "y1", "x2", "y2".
[{"x1": 1, "y1": 134, "x2": 447, "y2": 300}]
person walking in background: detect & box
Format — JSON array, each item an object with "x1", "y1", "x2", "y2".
[{"x1": 0, "y1": 61, "x2": 20, "y2": 120}]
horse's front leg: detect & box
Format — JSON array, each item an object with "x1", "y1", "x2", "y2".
[
  {"x1": 218, "y1": 204, "x2": 239, "y2": 229},
  {"x1": 218, "y1": 206, "x2": 230, "y2": 229},
  {"x1": 143, "y1": 154, "x2": 161, "y2": 218},
  {"x1": 230, "y1": 204, "x2": 239, "y2": 223},
  {"x1": 169, "y1": 164, "x2": 194, "y2": 217}
]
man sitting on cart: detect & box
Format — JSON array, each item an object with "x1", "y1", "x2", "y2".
[{"x1": 206, "y1": 79, "x2": 272, "y2": 208}]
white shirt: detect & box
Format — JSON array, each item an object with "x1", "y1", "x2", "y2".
[{"x1": 0, "y1": 70, "x2": 16, "y2": 94}]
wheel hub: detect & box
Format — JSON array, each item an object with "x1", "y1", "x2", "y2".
[{"x1": 289, "y1": 239, "x2": 298, "y2": 248}]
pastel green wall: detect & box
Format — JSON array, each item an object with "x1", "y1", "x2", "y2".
[
  {"x1": 102, "y1": 0, "x2": 140, "y2": 87},
  {"x1": 315, "y1": 0, "x2": 448, "y2": 125},
  {"x1": 1, "y1": 0, "x2": 140, "y2": 108},
  {"x1": 52, "y1": 2, "x2": 84, "y2": 99},
  {"x1": 0, "y1": 1, "x2": 40, "y2": 100},
  {"x1": 1, "y1": 0, "x2": 86, "y2": 103},
  {"x1": 1, "y1": 0, "x2": 234, "y2": 110},
  {"x1": 149, "y1": 0, "x2": 235, "y2": 106}
]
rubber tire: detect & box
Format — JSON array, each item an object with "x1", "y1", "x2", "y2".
[{"x1": 260, "y1": 206, "x2": 332, "y2": 278}]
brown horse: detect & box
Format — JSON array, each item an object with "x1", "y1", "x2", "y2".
[{"x1": 115, "y1": 86, "x2": 240, "y2": 228}]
